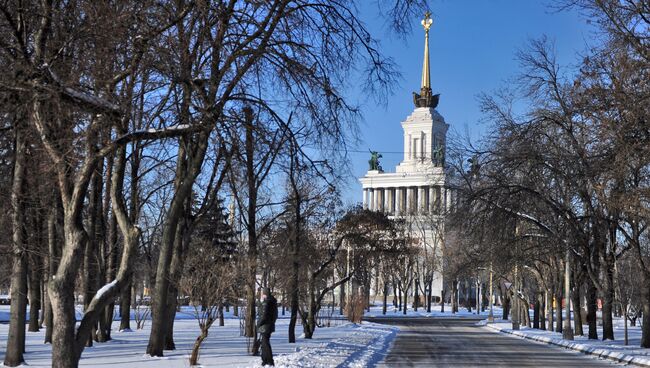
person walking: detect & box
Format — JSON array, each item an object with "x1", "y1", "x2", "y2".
[{"x1": 257, "y1": 287, "x2": 278, "y2": 366}]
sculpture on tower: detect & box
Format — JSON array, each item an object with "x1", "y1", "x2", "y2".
[
  {"x1": 432, "y1": 144, "x2": 445, "y2": 167},
  {"x1": 413, "y1": 11, "x2": 440, "y2": 109},
  {"x1": 368, "y1": 150, "x2": 383, "y2": 171}
]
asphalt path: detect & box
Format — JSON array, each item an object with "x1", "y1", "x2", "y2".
[{"x1": 367, "y1": 317, "x2": 619, "y2": 367}]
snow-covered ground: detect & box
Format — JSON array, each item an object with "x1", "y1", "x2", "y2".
[
  {"x1": 0, "y1": 306, "x2": 397, "y2": 367},
  {"x1": 366, "y1": 303, "x2": 503, "y2": 318},
  {"x1": 481, "y1": 318, "x2": 650, "y2": 367}
]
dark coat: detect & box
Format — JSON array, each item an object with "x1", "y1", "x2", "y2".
[{"x1": 257, "y1": 295, "x2": 278, "y2": 334}]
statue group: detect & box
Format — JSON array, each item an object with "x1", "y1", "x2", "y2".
[
  {"x1": 368, "y1": 150, "x2": 383, "y2": 171},
  {"x1": 432, "y1": 144, "x2": 444, "y2": 166}
]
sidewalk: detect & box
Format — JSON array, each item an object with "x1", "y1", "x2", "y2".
[{"x1": 480, "y1": 319, "x2": 650, "y2": 367}]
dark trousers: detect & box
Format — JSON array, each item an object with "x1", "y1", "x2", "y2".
[{"x1": 260, "y1": 332, "x2": 274, "y2": 366}]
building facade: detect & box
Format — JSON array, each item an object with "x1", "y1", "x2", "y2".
[{"x1": 359, "y1": 12, "x2": 450, "y2": 300}]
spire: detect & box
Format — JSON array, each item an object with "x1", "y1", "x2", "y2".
[
  {"x1": 421, "y1": 11, "x2": 432, "y2": 90},
  {"x1": 412, "y1": 11, "x2": 440, "y2": 109}
]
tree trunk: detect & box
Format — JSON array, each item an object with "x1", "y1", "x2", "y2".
[
  {"x1": 537, "y1": 293, "x2": 546, "y2": 330},
  {"x1": 289, "y1": 287, "x2": 299, "y2": 342},
  {"x1": 304, "y1": 282, "x2": 316, "y2": 339},
  {"x1": 601, "y1": 295, "x2": 615, "y2": 340},
  {"x1": 288, "y1": 234, "x2": 300, "y2": 343},
  {"x1": 243, "y1": 108, "x2": 260, "y2": 342},
  {"x1": 101, "y1": 158, "x2": 117, "y2": 341},
  {"x1": 413, "y1": 279, "x2": 419, "y2": 311},
  {"x1": 555, "y1": 292, "x2": 563, "y2": 333},
  {"x1": 44, "y1": 203, "x2": 59, "y2": 344},
  {"x1": 502, "y1": 291, "x2": 509, "y2": 320},
  {"x1": 452, "y1": 280, "x2": 459, "y2": 313},
  {"x1": 50, "y1": 215, "x2": 101, "y2": 368},
  {"x1": 402, "y1": 284, "x2": 410, "y2": 314},
  {"x1": 641, "y1": 282, "x2": 650, "y2": 348},
  {"x1": 339, "y1": 281, "x2": 345, "y2": 315},
  {"x1": 119, "y1": 279, "x2": 132, "y2": 331},
  {"x1": 397, "y1": 283, "x2": 402, "y2": 311},
  {"x1": 533, "y1": 296, "x2": 540, "y2": 329},
  {"x1": 90, "y1": 158, "x2": 108, "y2": 342},
  {"x1": 83, "y1": 169, "x2": 103, "y2": 346},
  {"x1": 28, "y1": 258, "x2": 42, "y2": 333},
  {"x1": 50, "y1": 276, "x2": 81, "y2": 368},
  {"x1": 164, "y1": 286, "x2": 178, "y2": 350},
  {"x1": 4, "y1": 238, "x2": 28, "y2": 367},
  {"x1": 147, "y1": 133, "x2": 208, "y2": 357},
  {"x1": 163, "y1": 223, "x2": 189, "y2": 351},
  {"x1": 189, "y1": 329, "x2": 208, "y2": 366},
  {"x1": 382, "y1": 282, "x2": 388, "y2": 315},
  {"x1": 572, "y1": 285, "x2": 583, "y2": 336},
  {"x1": 586, "y1": 283, "x2": 598, "y2": 339},
  {"x1": 4, "y1": 126, "x2": 28, "y2": 367},
  {"x1": 601, "y1": 262, "x2": 615, "y2": 340},
  {"x1": 427, "y1": 279, "x2": 433, "y2": 313},
  {"x1": 39, "y1": 279, "x2": 45, "y2": 328}
]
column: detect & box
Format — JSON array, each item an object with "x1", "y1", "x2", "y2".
[
  {"x1": 429, "y1": 186, "x2": 435, "y2": 213},
  {"x1": 362, "y1": 189, "x2": 368, "y2": 210},
  {"x1": 419, "y1": 186, "x2": 427, "y2": 213},
  {"x1": 420, "y1": 132, "x2": 425, "y2": 160},
  {"x1": 395, "y1": 188, "x2": 402, "y2": 216},
  {"x1": 368, "y1": 188, "x2": 375, "y2": 211},
  {"x1": 441, "y1": 187, "x2": 448, "y2": 212},
  {"x1": 384, "y1": 188, "x2": 393, "y2": 214},
  {"x1": 435, "y1": 186, "x2": 441, "y2": 212},
  {"x1": 405, "y1": 187, "x2": 411, "y2": 214},
  {"x1": 375, "y1": 188, "x2": 382, "y2": 212},
  {"x1": 378, "y1": 188, "x2": 384, "y2": 212}
]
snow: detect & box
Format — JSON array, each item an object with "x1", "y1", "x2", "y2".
[
  {"x1": 145, "y1": 124, "x2": 191, "y2": 134},
  {"x1": 94, "y1": 280, "x2": 118, "y2": 300},
  {"x1": 43, "y1": 64, "x2": 121, "y2": 113},
  {"x1": 481, "y1": 318, "x2": 650, "y2": 367},
  {"x1": 0, "y1": 306, "x2": 397, "y2": 367},
  {"x1": 366, "y1": 303, "x2": 503, "y2": 319}
]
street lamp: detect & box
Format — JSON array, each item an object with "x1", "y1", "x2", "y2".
[
  {"x1": 488, "y1": 263, "x2": 494, "y2": 322},
  {"x1": 475, "y1": 271, "x2": 481, "y2": 315}
]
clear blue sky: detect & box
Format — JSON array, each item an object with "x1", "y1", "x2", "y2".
[{"x1": 341, "y1": 0, "x2": 595, "y2": 205}]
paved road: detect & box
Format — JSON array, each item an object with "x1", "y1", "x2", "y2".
[{"x1": 368, "y1": 317, "x2": 618, "y2": 367}]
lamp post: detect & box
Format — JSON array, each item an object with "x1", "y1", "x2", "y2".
[
  {"x1": 488, "y1": 263, "x2": 494, "y2": 322},
  {"x1": 476, "y1": 274, "x2": 480, "y2": 315}
]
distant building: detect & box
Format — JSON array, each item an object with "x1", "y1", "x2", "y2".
[{"x1": 359, "y1": 12, "x2": 453, "y2": 300}]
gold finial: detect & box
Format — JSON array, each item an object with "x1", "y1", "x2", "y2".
[
  {"x1": 421, "y1": 11, "x2": 433, "y2": 32},
  {"x1": 413, "y1": 10, "x2": 439, "y2": 108},
  {"x1": 420, "y1": 11, "x2": 432, "y2": 90}
]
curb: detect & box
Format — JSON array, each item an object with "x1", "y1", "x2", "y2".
[{"x1": 483, "y1": 323, "x2": 650, "y2": 367}]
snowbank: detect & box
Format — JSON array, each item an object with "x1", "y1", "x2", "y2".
[
  {"x1": 482, "y1": 319, "x2": 650, "y2": 367},
  {"x1": 274, "y1": 323, "x2": 397, "y2": 368},
  {"x1": 0, "y1": 311, "x2": 397, "y2": 367},
  {"x1": 366, "y1": 303, "x2": 502, "y2": 319}
]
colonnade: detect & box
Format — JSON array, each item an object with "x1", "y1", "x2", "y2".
[{"x1": 362, "y1": 186, "x2": 447, "y2": 215}]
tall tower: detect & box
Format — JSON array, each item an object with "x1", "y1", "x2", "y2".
[
  {"x1": 359, "y1": 11, "x2": 449, "y2": 299},
  {"x1": 360, "y1": 10, "x2": 449, "y2": 215}
]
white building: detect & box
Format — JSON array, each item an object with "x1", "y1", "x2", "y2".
[{"x1": 359, "y1": 12, "x2": 451, "y2": 300}]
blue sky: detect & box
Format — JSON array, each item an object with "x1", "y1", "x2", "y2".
[{"x1": 340, "y1": 0, "x2": 596, "y2": 205}]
